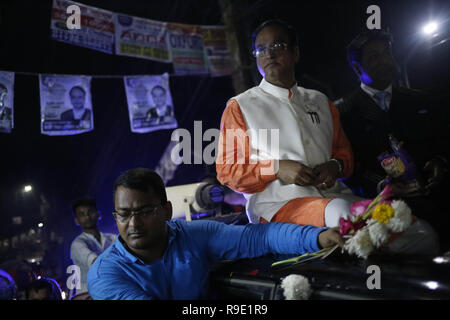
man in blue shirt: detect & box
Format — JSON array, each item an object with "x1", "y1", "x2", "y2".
[{"x1": 87, "y1": 168, "x2": 344, "y2": 300}]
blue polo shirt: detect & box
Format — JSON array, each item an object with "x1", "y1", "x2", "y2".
[{"x1": 87, "y1": 220, "x2": 324, "y2": 300}]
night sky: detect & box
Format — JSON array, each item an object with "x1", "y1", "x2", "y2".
[{"x1": 0, "y1": 0, "x2": 449, "y2": 269}]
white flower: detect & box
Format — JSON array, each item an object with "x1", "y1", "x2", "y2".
[
  {"x1": 386, "y1": 200, "x2": 413, "y2": 233},
  {"x1": 344, "y1": 228, "x2": 373, "y2": 259},
  {"x1": 281, "y1": 274, "x2": 312, "y2": 300},
  {"x1": 368, "y1": 220, "x2": 389, "y2": 248}
]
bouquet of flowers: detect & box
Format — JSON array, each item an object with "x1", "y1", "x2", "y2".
[{"x1": 272, "y1": 185, "x2": 414, "y2": 267}]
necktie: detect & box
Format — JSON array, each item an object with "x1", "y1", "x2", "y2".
[{"x1": 373, "y1": 91, "x2": 390, "y2": 111}]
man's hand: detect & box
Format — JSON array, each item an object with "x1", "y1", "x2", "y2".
[
  {"x1": 313, "y1": 160, "x2": 340, "y2": 189},
  {"x1": 276, "y1": 160, "x2": 316, "y2": 186},
  {"x1": 318, "y1": 227, "x2": 344, "y2": 249},
  {"x1": 423, "y1": 158, "x2": 448, "y2": 194}
]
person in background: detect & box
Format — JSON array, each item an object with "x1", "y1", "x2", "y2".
[
  {"x1": 70, "y1": 198, "x2": 115, "y2": 297},
  {"x1": 0, "y1": 269, "x2": 16, "y2": 300},
  {"x1": 25, "y1": 277, "x2": 62, "y2": 300},
  {"x1": 87, "y1": 168, "x2": 343, "y2": 300},
  {"x1": 335, "y1": 29, "x2": 449, "y2": 251}
]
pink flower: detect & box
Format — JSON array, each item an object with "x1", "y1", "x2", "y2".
[
  {"x1": 379, "y1": 184, "x2": 394, "y2": 200},
  {"x1": 339, "y1": 217, "x2": 366, "y2": 235},
  {"x1": 350, "y1": 200, "x2": 372, "y2": 217}
]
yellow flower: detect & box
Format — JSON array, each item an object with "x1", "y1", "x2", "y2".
[{"x1": 372, "y1": 203, "x2": 395, "y2": 224}]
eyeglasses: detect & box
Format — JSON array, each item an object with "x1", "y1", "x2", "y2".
[
  {"x1": 112, "y1": 204, "x2": 164, "y2": 223},
  {"x1": 253, "y1": 42, "x2": 288, "y2": 58}
]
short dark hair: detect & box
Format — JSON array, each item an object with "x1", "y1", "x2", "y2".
[
  {"x1": 251, "y1": 19, "x2": 299, "y2": 51},
  {"x1": 151, "y1": 85, "x2": 166, "y2": 95},
  {"x1": 71, "y1": 198, "x2": 97, "y2": 216},
  {"x1": 25, "y1": 278, "x2": 62, "y2": 300},
  {"x1": 347, "y1": 29, "x2": 393, "y2": 66},
  {"x1": 69, "y1": 86, "x2": 86, "y2": 97},
  {"x1": 113, "y1": 168, "x2": 167, "y2": 204}
]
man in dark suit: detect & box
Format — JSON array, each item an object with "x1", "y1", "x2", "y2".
[
  {"x1": 60, "y1": 86, "x2": 91, "y2": 121},
  {"x1": 146, "y1": 85, "x2": 175, "y2": 124},
  {"x1": 335, "y1": 30, "x2": 449, "y2": 250}
]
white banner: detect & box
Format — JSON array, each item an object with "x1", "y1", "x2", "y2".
[
  {"x1": 0, "y1": 71, "x2": 14, "y2": 133},
  {"x1": 201, "y1": 25, "x2": 233, "y2": 76},
  {"x1": 50, "y1": 0, "x2": 115, "y2": 54},
  {"x1": 167, "y1": 23, "x2": 208, "y2": 75},
  {"x1": 123, "y1": 73, "x2": 177, "y2": 133},
  {"x1": 39, "y1": 75, "x2": 94, "y2": 136},
  {"x1": 115, "y1": 14, "x2": 171, "y2": 63}
]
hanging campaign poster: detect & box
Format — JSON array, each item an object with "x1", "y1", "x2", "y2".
[
  {"x1": 115, "y1": 14, "x2": 171, "y2": 63},
  {"x1": 124, "y1": 73, "x2": 177, "y2": 133},
  {"x1": 201, "y1": 25, "x2": 233, "y2": 76},
  {"x1": 39, "y1": 75, "x2": 94, "y2": 136},
  {"x1": 50, "y1": 0, "x2": 115, "y2": 54},
  {"x1": 167, "y1": 23, "x2": 208, "y2": 75},
  {"x1": 0, "y1": 71, "x2": 14, "y2": 133}
]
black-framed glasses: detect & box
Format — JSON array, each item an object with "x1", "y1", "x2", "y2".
[
  {"x1": 252, "y1": 42, "x2": 288, "y2": 58},
  {"x1": 112, "y1": 204, "x2": 164, "y2": 223}
]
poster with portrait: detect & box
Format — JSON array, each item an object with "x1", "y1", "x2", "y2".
[
  {"x1": 115, "y1": 14, "x2": 171, "y2": 63},
  {"x1": 50, "y1": 0, "x2": 115, "y2": 54},
  {"x1": 123, "y1": 73, "x2": 177, "y2": 133},
  {"x1": 167, "y1": 23, "x2": 208, "y2": 75},
  {"x1": 201, "y1": 25, "x2": 233, "y2": 76},
  {"x1": 0, "y1": 71, "x2": 14, "y2": 133},
  {"x1": 39, "y1": 75, "x2": 94, "y2": 136}
]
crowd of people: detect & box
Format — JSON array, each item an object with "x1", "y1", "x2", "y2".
[{"x1": 1, "y1": 19, "x2": 448, "y2": 300}]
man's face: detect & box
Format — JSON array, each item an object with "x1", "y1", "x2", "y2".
[
  {"x1": 70, "y1": 88, "x2": 86, "y2": 110},
  {"x1": 255, "y1": 25, "x2": 299, "y2": 83},
  {"x1": 75, "y1": 205, "x2": 99, "y2": 230},
  {"x1": 151, "y1": 88, "x2": 167, "y2": 108},
  {"x1": 357, "y1": 39, "x2": 396, "y2": 86},
  {"x1": 114, "y1": 186, "x2": 172, "y2": 251},
  {"x1": 28, "y1": 288, "x2": 51, "y2": 300}
]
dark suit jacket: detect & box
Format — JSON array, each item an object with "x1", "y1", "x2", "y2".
[
  {"x1": 146, "y1": 106, "x2": 174, "y2": 119},
  {"x1": 0, "y1": 106, "x2": 12, "y2": 121},
  {"x1": 335, "y1": 86, "x2": 449, "y2": 198},
  {"x1": 60, "y1": 109, "x2": 91, "y2": 121}
]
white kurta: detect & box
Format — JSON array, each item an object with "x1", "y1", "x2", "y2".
[{"x1": 234, "y1": 79, "x2": 358, "y2": 223}]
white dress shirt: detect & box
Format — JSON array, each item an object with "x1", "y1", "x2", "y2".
[
  {"x1": 360, "y1": 83, "x2": 392, "y2": 111},
  {"x1": 70, "y1": 231, "x2": 116, "y2": 294}
]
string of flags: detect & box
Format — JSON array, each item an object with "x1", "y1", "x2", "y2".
[
  {"x1": 0, "y1": 71, "x2": 179, "y2": 135},
  {"x1": 1, "y1": 0, "x2": 235, "y2": 135},
  {"x1": 50, "y1": 0, "x2": 233, "y2": 76}
]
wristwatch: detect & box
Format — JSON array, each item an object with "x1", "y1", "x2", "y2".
[{"x1": 330, "y1": 158, "x2": 343, "y2": 174}]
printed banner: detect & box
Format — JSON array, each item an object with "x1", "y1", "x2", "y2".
[
  {"x1": 167, "y1": 23, "x2": 208, "y2": 75},
  {"x1": 115, "y1": 14, "x2": 171, "y2": 63},
  {"x1": 201, "y1": 25, "x2": 233, "y2": 76},
  {"x1": 50, "y1": 0, "x2": 115, "y2": 54},
  {"x1": 0, "y1": 71, "x2": 14, "y2": 133},
  {"x1": 39, "y1": 75, "x2": 94, "y2": 136},
  {"x1": 123, "y1": 73, "x2": 177, "y2": 133}
]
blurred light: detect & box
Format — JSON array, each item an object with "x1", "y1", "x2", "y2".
[
  {"x1": 38, "y1": 222, "x2": 44, "y2": 228},
  {"x1": 433, "y1": 256, "x2": 449, "y2": 264},
  {"x1": 37, "y1": 276, "x2": 41, "y2": 280},
  {"x1": 24, "y1": 185, "x2": 33, "y2": 192},
  {"x1": 425, "y1": 281, "x2": 439, "y2": 290},
  {"x1": 62, "y1": 292, "x2": 66, "y2": 300},
  {"x1": 30, "y1": 258, "x2": 36, "y2": 263},
  {"x1": 422, "y1": 21, "x2": 438, "y2": 35}
]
